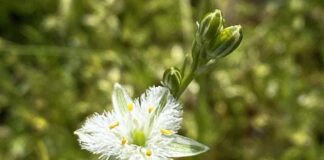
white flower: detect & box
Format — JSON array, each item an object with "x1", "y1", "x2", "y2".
[{"x1": 75, "y1": 83, "x2": 209, "y2": 160}]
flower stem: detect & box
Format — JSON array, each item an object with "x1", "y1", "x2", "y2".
[
  {"x1": 175, "y1": 49, "x2": 201, "y2": 99},
  {"x1": 175, "y1": 70, "x2": 195, "y2": 99}
]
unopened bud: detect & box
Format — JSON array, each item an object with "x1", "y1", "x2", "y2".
[
  {"x1": 162, "y1": 67, "x2": 181, "y2": 94},
  {"x1": 196, "y1": 9, "x2": 224, "y2": 46},
  {"x1": 206, "y1": 25, "x2": 243, "y2": 59}
]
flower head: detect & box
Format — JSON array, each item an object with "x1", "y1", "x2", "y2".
[{"x1": 75, "y1": 83, "x2": 209, "y2": 160}]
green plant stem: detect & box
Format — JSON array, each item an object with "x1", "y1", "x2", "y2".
[
  {"x1": 180, "y1": 55, "x2": 190, "y2": 77},
  {"x1": 175, "y1": 70, "x2": 195, "y2": 99},
  {"x1": 175, "y1": 49, "x2": 201, "y2": 99}
]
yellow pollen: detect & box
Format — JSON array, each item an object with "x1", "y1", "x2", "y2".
[
  {"x1": 160, "y1": 129, "x2": 173, "y2": 135},
  {"x1": 121, "y1": 137, "x2": 127, "y2": 145},
  {"x1": 109, "y1": 121, "x2": 119, "y2": 129},
  {"x1": 145, "y1": 149, "x2": 152, "y2": 156},
  {"x1": 127, "y1": 103, "x2": 134, "y2": 112},
  {"x1": 148, "y1": 106, "x2": 154, "y2": 113}
]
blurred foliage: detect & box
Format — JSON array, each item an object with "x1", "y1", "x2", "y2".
[{"x1": 0, "y1": 0, "x2": 324, "y2": 159}]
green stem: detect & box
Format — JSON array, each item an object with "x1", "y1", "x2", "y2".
[
  {"x1": 175, "y1": 50, "x2": 201, "y2": 99},
  {"x1": 175, "y1": 69, "x2": 195, "y2": 99},
  {"x1": 180, "y1": 55, "x2": 189, "y2": 77}
]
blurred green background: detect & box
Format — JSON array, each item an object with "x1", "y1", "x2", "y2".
[{"x1": 0, "y1": 0, "x2": 324, "y2": 159}]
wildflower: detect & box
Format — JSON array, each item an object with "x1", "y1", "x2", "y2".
[{"x1": 75, "y1": 83, "x2": 209, "y2": 160}]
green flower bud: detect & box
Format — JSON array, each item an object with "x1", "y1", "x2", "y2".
[
  {"x1": 196, "y1": 9, "x2": 224, "y2": 47},
  {"x1": 206, "y1": 25, "x2": 243, "y2": 59},
  {"x1": 162, "y1": 67, "x2": 182, "y2": 94}
]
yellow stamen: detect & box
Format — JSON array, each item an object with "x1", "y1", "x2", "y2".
[
  {"x1": 109, "y1": 121, "x2": 119, "y2": 129},
  {"x1": 160, "y1": 129, "x2": 174, "y2": 135},
  {"x1": 145, "y1": 149, "x2": 152, "y2": 156},
  {"x1": 127, "y1": 103, "x2": 134, "y2": 112},
  {"x1": 148, "y1": 106, "x2": 154, "y2": 113},
  {"x1": 121, "y1": 137, "x2": 127, "y2": 145}
]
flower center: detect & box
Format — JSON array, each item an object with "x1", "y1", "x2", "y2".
[{"x1": 132, "y1": 130, "x2": 146, "y2": 146}]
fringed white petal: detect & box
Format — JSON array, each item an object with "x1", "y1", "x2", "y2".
[
  {"x1": 74, "y1": 112, "x2": 122, "y2": 158},
  {"x1": 136, "y1": 86, "x2": 182, "y2": 137},
  {"x1": 158, "y1": 134, "x2": 209, "y2": 158}
]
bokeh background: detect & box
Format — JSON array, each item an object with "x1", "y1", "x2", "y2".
[{"x1": 0, "y1": 0, "x2": 324, "y2": 159}]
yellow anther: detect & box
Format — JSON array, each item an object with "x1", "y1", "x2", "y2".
[
  {"x1": 109, "y1": 121, "x2": 119, "y2": 129},
  {"x1": 121, "y1": 137, "x2": 127, "y2": 145},
  {"x1": 160, "y1": 129, "x2": 174, "y2": 135},
  {"x1": 145, "y1": 149, "x2": 152, "y2": 157},
  {"x1": 148, "y1": 106, "x2": 154, "y2": 113},
  {"x1": 127, "y1": 103, "x2": 134, "y2": 112}
]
